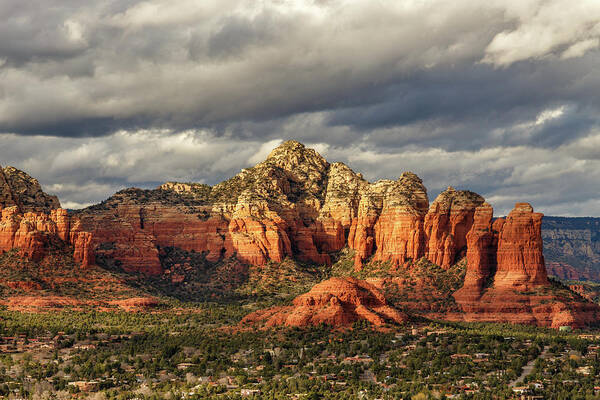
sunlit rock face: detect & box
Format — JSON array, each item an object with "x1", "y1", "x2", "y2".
[
  {"x1": 2, "y1": 142, "x2": 597, "y2": 328},
  {"x1": 241, "y1": 276, "x2": 408, "y2": 328},
  {"x1": 71, "y1": 141, "x2": 433, "y2": 274},
  {"x1": 494, "y1": 203, "x2": 549, "y2": 290},
  {"x1": 454, "y1": 202, "x2": 598, "y2": 329},
  {"x1": 0, "y1": 164, "x2": 92, "y2": 267}
]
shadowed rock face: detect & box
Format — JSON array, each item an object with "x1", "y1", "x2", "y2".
[
  {"x1": 241, "y1": 277, "x2": 408, "y2": 328},
  {"x1": 453, "y1": 202, "x2": 495, "y2": 301},
  {"x1": 541, "y1": 217, "x2": 600, "y2": 282}
]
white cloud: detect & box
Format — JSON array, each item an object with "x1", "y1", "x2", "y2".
[
  {"x1": 561, "y1": 38, "x2": 600, "y2": 59},
  {"x1": 0, "y1": 0, "x2": 599, "y2": 217},
  {"x1": 535, "y1": 106, "x2": 565, "y2": 125},
  {"x1": 483, "y1": 0, "x2": 600, "y2": 66}
]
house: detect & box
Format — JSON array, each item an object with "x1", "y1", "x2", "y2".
[
  {"x1": 576, "y1": 366, "x2": 592, "y2": 375},
  {"x1": 240, "y1": 388, "x2": 261, "y2": 396},
  {"x1": 531, "y1": 382, "x2": 544, "y2": 389},
  {"x1": 512, "y1": 386, "x2": 530, "y2": 395},
  {"x1": 342, "y1": 355, "x2": 373, "y2": 364},
  {"x1": 74, "y1": 343, "x2": 97, "y2": 350},
  {"x1": 450, "y1": 354, "x2": 471, "y2": 360},
  {"x1": 177, "y1": 363, "x2": 196, "y2": 370},
  {"x1": 68, "y1": 381, "x2": 100, "y2": 392}
]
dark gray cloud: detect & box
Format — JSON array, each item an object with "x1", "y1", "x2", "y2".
[{"x1": 1, "y1": 0, "x2": 600, "y2": 216}]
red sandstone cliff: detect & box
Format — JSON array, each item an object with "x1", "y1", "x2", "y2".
[
  {"x1": 71, "y1": 142, "x2": 433, "y2": 275},
  {"x1": 453, "y1": 203, "x2": 495, "y2": 302},
  {"x1": 0, "y1": 167, "x2": 93, "y2": 268},
  {"x1": 241, "y1": 277, "x2": 408, "y2": 328},
  {"x1": 67, "y1": 141, "x2": 498, "y2": 276},
  {"x1": 494, "y1": 203, "x2": 549, "y2": 290},
  {"x1": 453, "y1": 202, "x2": 599, "y2": 328},
  {"x1": 347, "y1": 174, "x2": 429, "y2": 269},
  {"x1": 0, "y1": 205, "x2": 94, "y2": 268},
  {"x1": 3, "y1": 142, "x2": 598, "y2": 328},
  {"x1": 424, "y1": 188, "x2": 485, "y2": 269}
]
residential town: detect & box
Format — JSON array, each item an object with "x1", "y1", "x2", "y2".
[{"x1": 1, "y1": 313, "x2": 599, "y2": 399}]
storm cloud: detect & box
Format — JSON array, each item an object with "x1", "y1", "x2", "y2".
[{"x1": 1, "y1": 0, "x2": 599, "y2": 216}]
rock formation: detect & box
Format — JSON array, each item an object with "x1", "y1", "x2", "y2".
[
  {"x1": 241, "y1": 277, "x2": 408, "y2": 328},
  {"x1": 453, "y1": 202, "x2": 549, "y2": 301},
  {"x1": 0, "y1": 168, "x2": 93, "y2": 268},
  {"x1": 424, "y1": 188, "x2": 485, "y2": 268},
  {"x1": 494, "y1": 203, "x2": 549, "y2": 290},
  {"x1": 3, "y1": 142, "x2": 598, "y2": 327},
  {"x1": 453, "y1": 203, "x2": 495, "y2": 302},
  {"x1": 0, "y1": 205, "x2": 95, "y2": 267},
  {"x1": 453, "y1": 202, "x2": 599, "y2": 328},
  {"x1": 348, "y1": 174, "x2": 429, "y2": 269},
  {"x1": 72, "y1": 141, "x2": 436, "y2": 274},
  {"x1": 70, "y1": 141, "x2": 496, "y2": 275},
  {"x1": 0, "y1": 165, "x2": 60, "y2": 213}
]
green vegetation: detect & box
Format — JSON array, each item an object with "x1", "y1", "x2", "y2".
[
  {"x1": 2, "y1": 311, "x2": 599, "y2": 399},
  {"x1": 0, "y1": 248, "x2": 149, "y2": 303},
  {"x1": 78, "y1": 185, "x2": 213, "y2": 213},
  {"x1": 236, "y1": 258, "x2": 327, "y2": 301},
  {"x1": 330, "y1": 253, "x2": 467, "y2": 315}
]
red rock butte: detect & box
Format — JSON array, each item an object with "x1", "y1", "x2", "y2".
[
  {"x1": 0, "y1": 165, "x2": 93, "y2": 267},
  {"x1": 241, "y1": 277, "x2": 408, "y2": 328},
  {"x1": 453, "y1": 202, "x2": 598, "y2": 328}
]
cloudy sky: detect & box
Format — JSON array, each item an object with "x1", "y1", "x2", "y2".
[{"x1": 1, "y1": 0, "x2": 600, "y2": 215}]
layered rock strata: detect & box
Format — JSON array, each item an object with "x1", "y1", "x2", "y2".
[
  {"x1": 454, "y1": 202, "x2": 598, "y2": 328},
  {"x1": 424, "y1": 188, "x2": 485, "y2": 268},
  {"x1": 72, "y1": 142, "x2": 492, "y2": 275},
  {"x1": 453, "y1": 203, "x2": 496, "y2": 301},
  {"x1": 542, "y1": 216, "x2": 600, "y2": 282},
  {"x1": 0, "y1": 205, "x2": 94, "y2": 267},
  {"x1": 71, "y1": 142, "x2": 432, "y2": 274}
]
